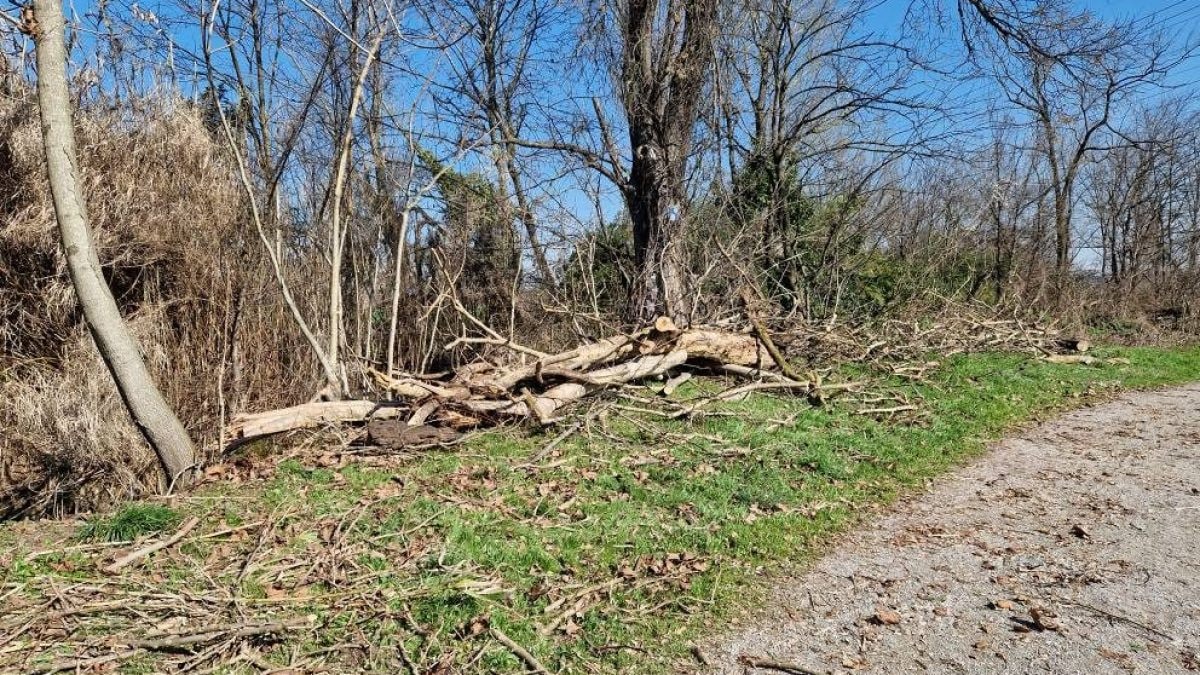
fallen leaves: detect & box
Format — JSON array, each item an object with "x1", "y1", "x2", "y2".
[
  {"x1": 1028, "y1": 606, "x2": 1061, "y2": 632},
  {"x1": 871, "y1": 607, "x2": 902, "y2": 626}
]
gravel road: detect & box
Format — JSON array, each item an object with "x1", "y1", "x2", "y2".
[{"x1": 706, "y1": 384, "x2": 1200, "y2": 674}]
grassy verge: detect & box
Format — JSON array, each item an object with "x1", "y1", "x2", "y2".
[{"x1": 2, "y1": 346, "x2": 1199, "y2": 673}]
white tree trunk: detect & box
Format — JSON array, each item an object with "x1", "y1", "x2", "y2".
[
  {"x1": 328, "y1": 33, "x2": 383, "y2": 392},
  {"x1": 33, "y1": 0, "x2": 196, "y2": 485}
]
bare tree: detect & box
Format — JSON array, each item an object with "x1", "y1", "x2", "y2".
[
  {"x1": 432, "y1": 0, "x2": 563, "y2": 288},
  {"x1": 958, "y1": 0, "x2": 1184, "y2": 292},
  {"x1": 502, "y1": 0, "x2": 719, "y2": 325},
  {"x1": 31, "y1": 0, "x2": 196, "y2": 484}
]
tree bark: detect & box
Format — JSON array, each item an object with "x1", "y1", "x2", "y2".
[
  {"x1": 619, "y1": 0, "x2": 717, "y2": 326},
  {"x1": 33, "y1": 0, "x2": 196, "y2": 485},
  {"x1": 626, "y1": 150, "x2": 690, "y2": 326}
]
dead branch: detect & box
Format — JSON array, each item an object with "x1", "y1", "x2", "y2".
[
  {"x1": 737, "y1": 654, "x2": 821, "y2": 675},
  {"x1": 228, "y1": 401, "x2": 378, "y2": 439},
  {"x1": 226, "y1": 320, "x2": 803, "y2": 444},
  {"x1": 741, "y1": 287, "x2": 804, "y2": 381},
  {"x1": 856, "y1": 405, "x2": 918, "y2": 416},
  {"x1": 489, "y1": 626, "x2": 550, "y2": 674},
  {"x1": 29, "y1": 622, "x2": 298, "y2": 674},
  {"x1": 103, "y1": 516, "x2": 201, "y2": 573}
]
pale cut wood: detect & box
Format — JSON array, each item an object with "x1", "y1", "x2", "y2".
[
  {"x1": 485, "y1": 328, "x2": 653, "y2": 391},
  {"x1": 675, "y1": 330, "x2": 769, "y2": 365},
  {"x1": 485, "y1": 350, "x2": 689, "y2": 420},
  {"x1": 407, "y1": 399, "x2": 440, "y2": 426},
  {"x1": 660, "y1": 372, "x2": 692, "y2": 396},
  {"x1": 485, "y1": 326, "x2": 763, "y2": 392},
  {"x1": 229, "y1": 400, "x2": 377, "y2": 439}
]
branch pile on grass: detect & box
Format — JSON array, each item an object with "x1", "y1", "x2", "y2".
[
  {"x1": 228, "y1": 299, "x2": 1088, "y2": 448},
  {"x1": 773, "y1": 299, "x2": 1072, "y2": 370},
  {"x1": 227, "y1": 318, "x2": 830, "y2": 447}
]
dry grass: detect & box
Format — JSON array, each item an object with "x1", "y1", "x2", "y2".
[{"x1": 0, "y1": 89, "x2": 317, "y2": 516}]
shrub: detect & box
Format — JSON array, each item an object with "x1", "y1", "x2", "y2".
[{"x1": 0, "y1": 90, "x2": 313, "y2": 516}]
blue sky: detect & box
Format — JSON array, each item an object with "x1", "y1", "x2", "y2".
[{"x1": 47, "y1": 0, "x2": 1197, "y2": 257}]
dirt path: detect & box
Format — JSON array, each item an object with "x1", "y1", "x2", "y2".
[{"x1": 707, "y1": 384, "x2": 1200, "y2": 674}]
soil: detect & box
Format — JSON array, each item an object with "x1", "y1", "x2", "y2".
[{"x1": 706, "y1": 384, "x2": 1200, "y2": 674}]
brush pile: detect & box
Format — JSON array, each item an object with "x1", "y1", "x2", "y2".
[
  {"x1": 229, "y1": 303, "x2": 1073, "y2": 449},
  {"x1": 229, "y1": 318, "x2": 825, "y2": 447}
]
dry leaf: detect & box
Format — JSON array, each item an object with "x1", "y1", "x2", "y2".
[{"x1": 873, "y1": 607, "x2": 902, "y2": 625}]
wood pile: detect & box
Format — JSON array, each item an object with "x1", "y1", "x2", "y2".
[
  {"x1": 227, "y1": 303, "x2": 1086, "y2": 449},
  {"x1": 227, "y1": 318, "x2": 813, "y2": 447}
]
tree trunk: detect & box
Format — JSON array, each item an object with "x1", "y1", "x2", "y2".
[
  {"x1": 1053, "y1": 191, "x2": 1071, "y2": 283},
  {"x1": 626, "y1": 147, "x2": 689, "y2": 326},
  {"x1": 618, "y1": 0, "x2": 716, "y2": 327},
  {"x1": 33, "y1": 0, "x2": 197, "y2": 485}
]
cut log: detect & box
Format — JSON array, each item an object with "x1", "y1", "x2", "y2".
[
  {"x1": 407, "y1": 400, "x2": 440, "y2": 426},
  {"x1": 1056, "y1": 337, "x2": 1090, "y2": 353},
  {"x1": 228, "y1": 400, "x2": 377, "y2": 439},
  {"x1": 1043, "y1": 354, "x2": 1097, "y2": 365},
  {"x1": 366, "y1": 419, "x2": 462, "y2": 448},
  {"x1": 660, "y1": 372, "x2": 692, "y2": 397},
  {"x1": 675, "y1": 330, "x2": 769, "y2": 366}
]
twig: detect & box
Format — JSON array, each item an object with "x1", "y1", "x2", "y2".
[
  {"x1": 1061, "y1": 600, "x2": 1177, "y2": 642},
  {"x1": 103, "y1": 517, "x2": 200, "y2": 573},
  {"x1": 738, "y1": 654, "x2": 822, "y2": 675},
  {"x1": 856, "y1": 404, "x2": 918, "y2": 415},
  {"x1": 490, "y1": 626, "x2": 551, "y2": 674},
  {"x1": 29, "y1": 648, "x2": 139, "y2": 674},
  {"x1": 670, "y1": 379, "x2": 862, "y2": 419},
  {"x1": 540, "y1": 578, "x2": 622, "y2": 635},
  {"x1": 519, "y1": 404, "x2": 606, "y2": 468},
  {"x1": 28, "y1": 622, "x2": 297, "y2": 674},
  {"x1": 444, "y1": 335, "x2": 548, "y2": 359}
]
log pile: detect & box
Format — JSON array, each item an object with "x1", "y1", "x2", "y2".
[
  {"x1": 227, "y1": 318, "x2": 805, "y2": 447},
  {"x1": 226, "y1": 303, "x2": 1079, "y2": 449}
]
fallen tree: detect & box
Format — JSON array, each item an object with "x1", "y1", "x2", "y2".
[
  {"x1": 227, "y1": 319, "x2": 805, "y2": 446},
  {"x1": 226, "y1": 304, "x2": 1071, "y2": 449}
]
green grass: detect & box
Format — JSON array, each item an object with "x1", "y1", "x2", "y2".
[
  {"x1": 76, "y1": 503, "x2": 181, "y2": 542},
  {"x1": 3, "y1": 346, "x2": 1199, "y2": 673}
]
